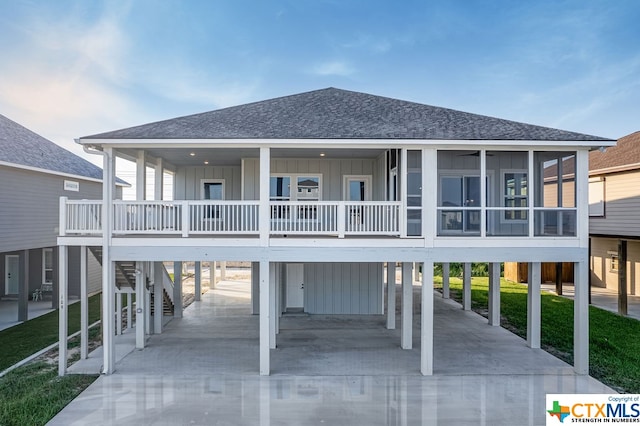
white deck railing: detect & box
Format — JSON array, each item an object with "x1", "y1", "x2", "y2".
[{"x1": 59, "y1": 198, "x2": 401, "y2": 238}]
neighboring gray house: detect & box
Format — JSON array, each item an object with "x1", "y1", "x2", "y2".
[
  {"x1": 589, "y1": 131, "x2": 640, "y2": 312},
  {"x1": 58, "y1": 88, "x2": 613, "y2": 377},
  {"x1": 0, "y1": 114, "x2": 122, "y2": 323}
]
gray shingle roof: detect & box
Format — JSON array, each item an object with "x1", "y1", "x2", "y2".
[
  {"x1": 0, "y1": 114, "x2": 110, "y2": 181},
  {"x1": 84, "y1": 88, "x2": 611, "y2": 141}
]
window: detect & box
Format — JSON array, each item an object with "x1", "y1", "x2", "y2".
[
  {"x1": 296, "y1": 177, "x2": 320, "y2": 200},
  {"x1": 269, "y1": 175, "x2": 321, "y2": 201},
  {"x1": 610, "y1": 253, "x2": 619, "y2": 272},
  {"x1": 438, "y1": 175, "x2": 481, "y2": 233},
  {"x1": 502, "y1": 171, "x2": 528, "y2": 221},
  {"x1": 43, "y1": 248, "x2": 53, "y2": 284},
  {"x1": 270, "y1": 176, "x2": 291, "y2": 201},
  {"x1": 201, "y1": 180, "x2": 224, "y2": 200}
]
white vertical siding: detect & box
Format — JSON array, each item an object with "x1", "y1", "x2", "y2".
[
  {"x1": 174, "y1": 165, "x2": 242, "y2": 200},
  {"x1": 303, "y1": 262, "x2": 383, "y2": 314}
]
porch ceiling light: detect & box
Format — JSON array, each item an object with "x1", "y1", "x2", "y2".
[
  {"x1": 204, "y1": 160, "x2": 209, "y2": 165},
  {"x1": 189, "y1": 152, "x2": 196, "y2": 156},
  {"x1": 320, "y1": 152, "x2": 326, "y2": 157}
]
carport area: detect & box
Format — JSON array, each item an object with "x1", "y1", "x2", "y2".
[{"x1": 52, "y1": 278, "x2": 613, "y2": 425}]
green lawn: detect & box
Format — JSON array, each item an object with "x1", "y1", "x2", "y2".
[
  {"x1": 434, "y1": 276, "x2": 640, "y2": 393},
  {"x1": 0, "y1": 294, "x2": 102, "y2": 372}
]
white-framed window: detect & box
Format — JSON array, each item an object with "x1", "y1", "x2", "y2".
[
  {"x1": 200, "y1": 179, "x2": 225, "y2": 200},
  {"x1": 270, "y1": 174, "x2": 322, "y2": 201},
  {"x1": 501, "y1": 170, "x2": 528, "y2": 222},
  {"x1": 610, "y1": 253, "x2": 619, "y2": 273},
  {"x1": 43, "y1": 248, "x2": 53, "y2": 285}
]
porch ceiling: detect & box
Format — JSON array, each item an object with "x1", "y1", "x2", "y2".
[{"x1": 120, "y1": 147, "x2": 385, "y2": 167}]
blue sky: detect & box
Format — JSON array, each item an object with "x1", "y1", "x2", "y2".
[{"x1": 0, "y1": 0, "x2": 638, "y2": 164}]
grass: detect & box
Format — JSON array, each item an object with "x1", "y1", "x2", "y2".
[
  {"x1": 0, "y1": 294, "x2": 102, "y2": 372},
  {"x1": 434, "y1": 276, "x2": 640, "y2": 393},
  {"x1": 0, "y1": 361, "x2": 98, "y2": 426},
  {"x1": 0, "y1": 294, "x2": 104, "y2": 425}
]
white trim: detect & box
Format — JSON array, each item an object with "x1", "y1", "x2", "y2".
[
  {"x1": 343, "y1": 175, "x2": 372, "y2": 201},
  {"x1": 0, "y1": 160, "x2": 129, "y2": 187},
  {"x1": 200, "y1": 179, "x2": 225, "y2": 200},
  {"x1": 80, "y1": 138, "x2": 616, "y2": 150},
  {"x1": 500, "y1": 169, "x2": 528, "y2": 225},
  {"x1": 42, "y1": 248, "x2": 54, "y2": 285}
]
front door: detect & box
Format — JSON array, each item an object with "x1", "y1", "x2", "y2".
[
  {"x1": 286, "y1": 264, "x2": 304, "y2": 309},
  {"x1": 5, "y1": 255, "x2": 19, "y2": 295},
  {"x1": 344, "y1": 175, "x2": 372, "y2": 201}
]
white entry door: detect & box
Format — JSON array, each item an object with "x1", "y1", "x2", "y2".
[
  {"x1": 286, "y1": 264, "x2": 304, "y2": 309},
  {"x1": 5, "y1": 255, "x2": 19, "y2": 295}
]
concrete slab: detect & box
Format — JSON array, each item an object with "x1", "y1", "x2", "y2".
[
  {"x1": 49, "y1": 280, "x2": 614, "y2": 426},
  {"x1": 0, "y1": 299, "x2": 59, "y2": 331}
]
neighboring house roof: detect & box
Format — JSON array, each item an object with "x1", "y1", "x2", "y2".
[
  {"x1": 589, "y1": 131, "x2": 640, "y2": 175},
  {"x1": 84, "y1": 88, "x2": 611, "y2": 142},
  {"x1": 0, "y1": 114, "x2": 126, "y2": 184}
]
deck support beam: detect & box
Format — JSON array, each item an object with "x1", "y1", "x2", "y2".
[
  {"x1": 401, "y1": 262, "x2": 413, "y2": 349},
  {"x1": 195, "y1": 261, "x2": 201, "y2": 301},
  {"x1": 421, "y1": 261, "x2": 434, "y2": 375},
  {"x1": 441, "y1": 262, "x2": 450, "y2": 299},
  {"x1": 269, "y1": 263, "x2": 276, "y2": 349},
  {"x1": 173, "y1": 261, "x2": 183, "y2": 318},
  {"x1": 80, "y1": 246, "x2": 89, "y2": 359},
  {"x1": 574, "y1": 259, "x2": 589, "y2": 374},
  {"x1": 135, "y1": 261, "x2": 146, "y2": 349},
  {"x1": 527, "y1": 262, "x2": 541, "y2": 349},
  {"x1": 488, "y1": 262, "x2": 501, "y2": 326},
  {"x1": 462, "y1": 262, "x2": 471, "y2": 311},
  {"x1": 58, "y1": 245, "x2": 68, "y2": 376},
  {"x1": 153, "y1": 262, "x2": 163, "y2": 334},
  {"x1": 259, "y1": 260, "x2": 270, "y2": 375},
  {"x1": 387, "y1": 262, "x2": 396, "y2": 329}
]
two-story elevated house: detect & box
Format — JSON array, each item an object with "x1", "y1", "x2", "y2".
[
  {"x1": 56, "y1": 88, "x2": 614, "y2": 377},
  {"x1": 589, "y1": 131, "x2": 640, "y2": 314}
]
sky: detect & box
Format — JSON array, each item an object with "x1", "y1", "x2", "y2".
[{"x1": 0, "y1": 0, "x2": 639, "y2": 168}]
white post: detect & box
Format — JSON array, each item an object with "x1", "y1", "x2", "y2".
[
  {"x1": 135, "y1": 261, "x2": 145, "y2": 349},
  {"x1": 442, "y1": 262, "x2": 450, "y2": 299},
  {"x1": 488, "y1": 262, "x2": 501, "y2": 326},
  {"x1": 252, "y1": 262, "x2": 260, "y2": 314},
  {"x1": 195, "y1": 261, "x2": 201, "y2": 301},
  {"x1": 462, "y1": 262, "x2": 471, "y2": 310},
  {"x1": 220, "y1": 261, "x2": 227, "y2": 281},
  {"x1": 173, "y1": 261, "x2": 183, "y2": 318},
  {"x1": 574, "y1": 259, "x2": 589, "y2": 374},
  {"x1": 102, "y1": 147, "x2": 116, "y2": 375},
  {"x1": 259, "y1": 147, "x2": 270, "y2": 245},
  {"x1": 154, "y1": 157, "x2": 163, "y2": 201},
  {"x1": 421, "y1": 261, "x2": 434, "y2": 375},
  {"x1": 59, "y1": 197, "x2": 67, "y2": 236},
  {"x1": 527, "y1": 262, "x2": 541, "y2": 348},
  {"x1": 116, "y1": 293, "x2": 123, "y2": 335},
  {"x1": 144, "y1": 262, "x2": 151, "y2": 336},
  {"x1": 401, "y1": 262, "x2": 413, "y2": 350},
  {"x1": 400, "y1": 148, "x2": 407, "y2": 238},
  {"x1": 80, "y1": 246, "x2": 88, "y2": 359},
  {"x1": 269, "y1": 263, "x2": 276, "y2": 349},
  {"x1": 58, "y1": 245, "x2": 68, "y2": 376},
  {"x1": 211, "y1": 261, "x2": 216, "y2": 288},
  {"x1": 126, "y1": 292, "x2": 132, "y2": 331},
  {"x1": 136, "y1": 150, "x2": 146, "y2": 201},
  {"x1": 259, "y1": 260, "x2": 270, "y2": 375},
  {"x1": 153, "y1": 262, "x2": 163, "y2": 334},
  {"x1": 386, "y1": 262, "x2": 396, "y2": 329}
]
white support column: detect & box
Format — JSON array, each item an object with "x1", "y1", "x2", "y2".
[
  {"x1": 462, "y1": 262, "x2": 472, "y2": 311},
  {"x1": 195, "y1": 261, "x2": 201, "y2": 301},
  {"x1": 574, "y1": 259, "x2": 589, "y2": 374},
  {"x1": 259, "y1": 147, "x2": 270, "y2": 245},
  {"x1": 269, "y1": 263, "x2": 277, "y2": 349},
  {"x1": 153, "y1": 262, "x2": 163, "y2": 334},
  {"x1": 102, "y1": 146, "x2": 116, "y2": 375},
  {"x1": 220, "y1": 261, "x2": 227, "y2": 281},
  {"x1": 527, "y1": 262, "x2": 541, "y2": 349},
  {"x1": 488, "y1": 262, "x2": 501, "y2": 326},
  {"x1": 144, "y1": 262, "x2": 151, "y2": 335},
  {"x1": 126, "y1": 292, "x2": 132, "y2": 331},
  {"x1": 259, "y1": 260, "x2": 270, "y2": 375},
  {"x1": 386, "y1": 262, "x2": 396, "y2": 329},
  {"x1": 423, "y1": 148, "x2": 437, "y2": 245},
  {"x1": 154, "y1": 157, "x2": 163, "y2": 201},
  {"x1": 401, "y1": 262, "x2": 413, "y2": 350},
  {"x1": 116, "y1": 293, "x2": 123, "y2": 335},
  {"x1": 251, "y1": 262, "x2": 260, "y2": 314},
  {"x1": 442, "y1": 262, "x2": 450, "y2": 299},
  {"x1": 58, "y1": 245, "x2": 68, "y2": 376},
  {"x1": 421, "y1": 261, "x2": 434, "y2": 375},
  {"x1": 210, "y1": 261, "x2": 216, "y2": 288},
  {"x1": 136, "y1": 150, "x2": 146, "y2": 201},
  {"x1": 135, "y1": 261, "x2": 145, "y2": 349},
  {"x1": 480, "y1": 150, "x2": 487, "y2": 238},
  {"x1": 80, "y1": 246, "x2": 88, "y2": 360},
  {"x1": 173, "y1": 261, "x2": 183, "y2": 318},
  {"x1": 400, "y1": 148, "x2": 408, "y2": 238}
]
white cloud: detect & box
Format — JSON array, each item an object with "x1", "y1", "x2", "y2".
[{"x1": 312, "y1": 61, "x2": 355, "y2": 76}]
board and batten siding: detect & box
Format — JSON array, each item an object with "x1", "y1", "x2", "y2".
[
  {"x1": 242, "y1": 157, "x2": 385, "y2": 201},
  {"x1": 590, "y1": 170, "x2": 640, "y2": 237},
  {"x1": 303, "y1": 262, "x2": 383, "y2": 314},
  {"x1": 590, "y1": 237, "x2": 640, "y2": 295},
  {"x1": 0, "y1": 166, "x2": 106, "y2": 253},
  {"x1": 174, "y1": 165, "x2": 242, "y2": 200}
]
